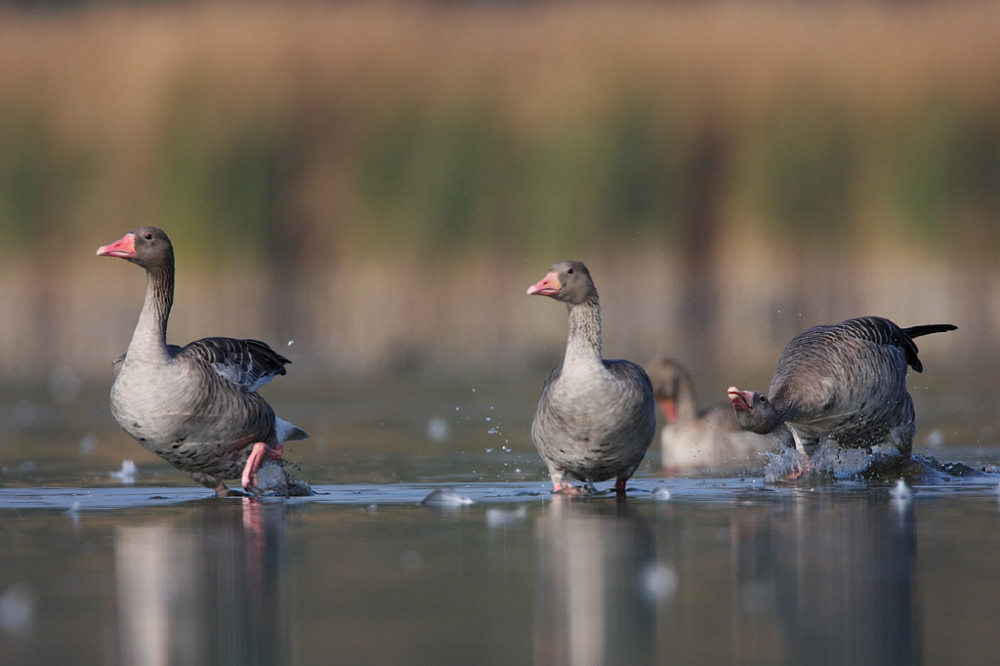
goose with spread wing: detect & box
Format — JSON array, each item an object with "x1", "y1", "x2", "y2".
[{"x1": 97, "y1": 227, "x2": 309, "y2": 496}]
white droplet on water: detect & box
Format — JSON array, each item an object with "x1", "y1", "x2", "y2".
[
  {"x1": 426, "y1": 417, "x2": 450, "y2": 443},
  {"x1": 640, "y1": 564, "x2": 678, "y2": 601},
  {"x1": 420, "y1": 488, "x2": 474, "y2": 507},
  {"x1": 110, "y1": 460, "x2": 138, "y2": 485},
  {"x1": 890, "y1": 479, "x2": 912, "y2": 507}
]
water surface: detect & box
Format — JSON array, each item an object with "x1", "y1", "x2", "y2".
[{"x1": 2, "y1": 378, "x2": 999, "y2": 665}]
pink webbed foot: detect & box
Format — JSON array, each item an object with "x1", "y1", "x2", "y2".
[
  {"x1": 785, "y1": 457, "x2": 811, "y2": 481},
  {"x1": 552, "y1": 482, "x2": 582, "y2": 496},
  {"x1": 242, "y1": 441, "x2": 284, "y2": 491}
]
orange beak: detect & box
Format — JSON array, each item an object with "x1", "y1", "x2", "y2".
[
  {"x1": 527, "y1": 271, "x2": 561, "y2": 296},
  {"x1": 97, "y1": 232, "x2": 136, "y2": 258}
]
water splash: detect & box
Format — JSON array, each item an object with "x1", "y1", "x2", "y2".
[
  {"x1": 420, "y1": 488, "x2": 475, "y2": 507},
  {"x1": 890, "y1": 479, "x2": 912, "y2": 509},
  {"x1": 763, "y1": 448, "x2": 811, "y2": 483},
  {"x1": 109, "y1": 460, "x2": 138, "y2": 485},
  {"x1": 764, "y1": 443, "x2": 909, "y2": 482},
  {"x1": 651, "y1": 486, "x2": 672, "y2": 501}
]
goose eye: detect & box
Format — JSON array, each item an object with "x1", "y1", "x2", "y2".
[
  {"x1": 758, "y1": 396, "x2": 768, "y2": 405},
  {"x1": 567, "y1": 268, "x2": 574, "y2": 274},
  {"x1": 144, "y1": 232, "x2": 153, "y2": 240}
]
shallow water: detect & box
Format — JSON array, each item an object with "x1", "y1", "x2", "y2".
[{"x1": 2, "y1": 377, "x2": 1000, "y2": 665}]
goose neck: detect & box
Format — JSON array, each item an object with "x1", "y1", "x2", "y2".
[
  {"x1": 563, "y1": 297, "x2": 602, "y2": 368},
  {"x1": 129, "y1": 264, "x2": 174, "y2": 358}
]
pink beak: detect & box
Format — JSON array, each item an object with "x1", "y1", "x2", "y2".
[
  {"x1": 97, "y1": 233, "x2": 136, "y2": 258},
  {"x1": 527, "y1": 271, "x2": 561, "y2": 296},
  {"x1": 659, "y1": 398, "x2": 679, "y2": 424},
  {"x1": 727, "y1": 387, "x2": 753, "y2": 412}
]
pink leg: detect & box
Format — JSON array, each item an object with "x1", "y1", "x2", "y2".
[
  {"x1": 242, "y1": 441, "x2": 284, "y2": 490},
  {"x1": 614, "y1": 478, "x2": 628, "y2": 495},
  {"x1": 552, "y1": 482, "x2": 582, "y2": 495},
  {"x1": 785, "y1": 457, "x2": 811, "y2": 481}
]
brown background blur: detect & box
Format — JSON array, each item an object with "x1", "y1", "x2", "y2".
[{"x1": 1, "y1": 2, "x2": 995, "y2": 388}]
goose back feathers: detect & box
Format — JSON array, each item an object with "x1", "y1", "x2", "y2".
[{"x1": 729, "y1": 316, "x2": 955, "y2": 457}]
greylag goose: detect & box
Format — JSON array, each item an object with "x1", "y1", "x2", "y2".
[
  {"x1": 727, "y1": 316, "x2": 955, "y2": 458},
  {"x1": 648, "y1": 357, "x2": 792, "y2": 472},
  {"x1": 97, "y1": 227, "x2": 309, "y2": 496},
  {"x1": 528, "y1": 261, "x2": 655, "y2": 495}
]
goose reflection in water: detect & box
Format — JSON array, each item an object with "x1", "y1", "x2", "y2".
[
  {"x1": 114, "y1": 499, "x2": 289, "y2": 665},
  {"x1": 533, "y1": 498, "x2": 668, "y2": 666},
  {"x1": 532, "y1": 489, "x2": 918, "y2": 665},
  {"x1": 731, "y1": 491, "x2": 920, "y2": 665}
]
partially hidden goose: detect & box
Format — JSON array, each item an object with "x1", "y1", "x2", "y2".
[
  {"x1": 97, "y1": 227, "x2": 310, "y2": 496},
  {"x1": 528, "y1": 261, "x2": 655, "y2": 495},
  {"x1": 728, "y1": 316, "x2": 955, "y2": 458},
  {"x1": 647, "y1": 357, "x2": 792, "y2": 472}
]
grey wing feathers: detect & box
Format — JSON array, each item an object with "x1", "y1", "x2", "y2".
[
  {"x1": 180, "y1": 337, "x2": 291, "y2": 392},
  {"x1": 604, "y1": 359, "x2": 657, "y2": 420},
  {"x1": 604, "y1": 359, "x2": 654, "y2": 395}
]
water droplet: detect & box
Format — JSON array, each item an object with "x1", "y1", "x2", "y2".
[
  {"x1": 640, "y1": 564, "x2": 678, "y2": 601},
  {"x1": 78, "y1": 433, "x2": 97, "y2": 456},
  {"x1": 426, "y1": 418, "x2": 450, "y2": 442},
  {"x1": 652, "y1": 487, "x2": 671, "y2": 501},
  {"x1": 890, "y1": 479, "x2": 912, "y2": 507},
  {"x1": 110, "y1": 460, "x2": 138, "y2": 485}
]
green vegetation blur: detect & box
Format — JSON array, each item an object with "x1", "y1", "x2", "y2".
[{"x1": 0, "y1": 3, "x2": 994, "y2": 381}]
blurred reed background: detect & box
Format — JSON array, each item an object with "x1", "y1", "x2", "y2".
[{"x1": 1, "y1": 1, "x2": 996, "y2": 388}]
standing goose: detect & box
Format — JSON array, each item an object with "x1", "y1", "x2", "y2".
[
  {"x1": 648, "y1": 357, "x2": 792, "y2": 472},
  {"x1": 528, "y1": 261, "x2": 655, "y2": 495},
  {"x1": 97, "y1": 227, "x2": 309, "y2": 496},
  {"x1": 727, "y1": 316, "x2": 955, "y2": 458}
]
